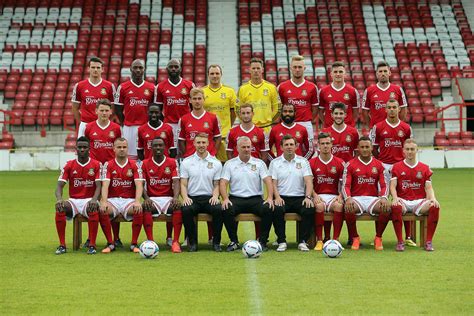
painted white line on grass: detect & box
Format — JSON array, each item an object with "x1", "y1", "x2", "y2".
[{"x1": 243, "y1": 223, "x2": 263, "y2": 316}]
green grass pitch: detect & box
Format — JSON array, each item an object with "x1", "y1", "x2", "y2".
[{"x1": 0, "y1": 169, "x2": 473, "y2": 315}]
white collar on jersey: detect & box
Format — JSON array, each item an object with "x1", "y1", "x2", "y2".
[
  {"x1": 115, "y1": 158, "x2": 129, "y2": 168},
  {"x1": 88, "y1": 78, "x2": 103, "y2": 87},
  {"x1": 376, "y1": 82, "x2": 391, "y2": 91},
  {"x1": 290, "y1": 78, "x2": 306, "y2": 88},
  {"x1": 148, "y1": 121, "x2": 163, "y2": 130},
  {"x1": 152, "y1": 156, "x2": 167, "y2": 167},
  {"x1": 95, "y1": 120, "x2": 111, "y2": 130},
  {"x1": 76, "y1": 158, "x2": 91, "y2": 167},
  {"x1": 357, "y1": 156, "x2": 373, "y2": 166},
  {"x1": 168, "y1": 77, "x2": 183, "y2": 87},
  {"x1": 331, "y1": 82, "x2": 346, "y2": 92},
  {"x1": 403, "y1": 159, "x2": 419, "y2": 169}
]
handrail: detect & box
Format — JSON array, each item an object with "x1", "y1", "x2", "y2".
[{"x1": 430, "y1": 102, "x2": 474, "y2": 132}]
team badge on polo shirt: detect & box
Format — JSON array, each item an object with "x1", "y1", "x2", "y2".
[
  {"x1": 88, "y1": 168, "x2": 95, "y2": 176},
  {"x1": 344, "y1": 93, "x2": 350, "y2": 100},
  {"x1": 101, "y1": 88, "x2": 107, "y2": 95},
  {"x1": 203, "y1": 122, "x2": 209, "y2": 129},
  {"x1": 181, "y1": 88, "x2": 188, "y2": 95},
  {"x1": 207, "y1": 162, "x2": 213, "y2": 169},
  {"x1": 390, "y1": 92, "x2": 395, "y2": 98},
  {"x1": 301, "y1": 89, "x2": 307, "y2": 96},
  {"x1": 398, "y1": 130, "x2": 405, "y2": 137},
  {"x1": 296, "y1": 162, "x2": 302, "y2": 169},
  {"x1": 165, "y1": 167, "x2": 171, "y2": 174},
  {"x1": 144, "y1": 89, "x2": 150, "y2": 96},
  {"x1": 263, "y1": 89, "x2": 268, "y2": 96},
  {"x1": 372, "y1": 167, "x2": 378, "y2": 174},
  {"x1": 346, "y1": 134, "x2": 352, "y2": 142},
  {"x1": 127, "y1": 169, "x2": 133, "y2": 177},
  {"x1": 252, "y1": 135, "x2": 258, "y2": 143},
  {"x1": 416, "y1": 171, "x2": 423, "y2": 179},
  {"x1": 221, "y1": 93, "x2": 226, "y2": 99},
  {"x1": 295, "y1": 131, "x2": 301, "y2": 138},
  {"x1": 330, "y1": 166, "x2": 337, "y2": 174},
  {"x1": 109, "y1": 131, "x2": 115, "y2": 138},
  {"x1": 160, "y1": 131, "x2": 167, "y2": 138},
  {"x1": 251, "y1": 164, "x2": 257, "y2": 171}
]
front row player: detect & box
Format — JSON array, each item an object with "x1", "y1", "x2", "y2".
[
  {"x1": 390, "y1": 139, "x2": 440, "y2": 251},
  {"x1": 342, "y1": 137, "x2": 392, "y2": 250},
  {"x1": 54, "y1": 137, "x2": 103, "y2": 254},
  {"x1": 100, "y1": 138, "x2": 144, "y2": 253},
  {"x1": 141, "y1": 137, "x2": 182, "y2": 253}
]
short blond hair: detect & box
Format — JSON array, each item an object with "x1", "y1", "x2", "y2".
[
  {"x1": 190, "y1": 88, "x2": 205, "y2": 98},
  {"x1": 291, "y1": 55, "x2": 305, "y2": 62}
]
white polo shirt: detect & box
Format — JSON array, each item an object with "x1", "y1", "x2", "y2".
[
  {"x1": 269, "y1": 154, "x2": 313, "y2": 197},
  {"x1": 180, "y1": 152, "x2": 222, "y2": 196},
  {"x1": 221, "y1": 156, "x2": 269, "y2": 198}
]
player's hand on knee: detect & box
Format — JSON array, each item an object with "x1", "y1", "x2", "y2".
[
  {"x1": 209, "y1": 195, "x2": 220, "y2": 206},
  {"x1": 264, "y1": 198, "x2": 274, "y2": 210},
  {"x1": 99, "y1": 200, "x2": 108, "y2": 214},
  {"x1": 221, "y1": 198, "x2": 232, "y2": 210},
  {"x1": 336, "y1": 195, "x2": 343, "y2": 205},
  {"x1": 170, "y1": 198, "x2": 180, "y2": 210},
  {"x1": 345, "y1": 198, "x2": 355, "y2": 213},
  {"x1": 430, "y1": 199, "x2": 440, "y2": 209},
  {"x1": 392, "y1": 197, "x2": 401, "y2": 207},
  {"x1": 143, "y1": 198, "x2": 153, "y2": 212},
  {"x1": 302, "y1": 197, "x2": 314, "y2": 208},
  {"x1": 55, "y1": 200, "x2": 66, "y2": 212},
  {"x1": 133, "y1": 201, "x2": 142, "y2": 214},
  {"x1": 87, "y1": 200, "x2": 99, "y2": 213},
  {"x1": 313, "y1": 194, "x2": 323, "y2": 205},
  {"x1": 274, "y1": 197, "x2": 285, "y2": 207},
  {"x1": 183, "y1": 197, "x2": 193, "y2": 207},
  {"x1": 379, "y1": 197, "x2": 390, "y2": 212}
]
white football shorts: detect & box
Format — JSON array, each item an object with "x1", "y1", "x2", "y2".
[
  {"x1": 399, "y1": 198, "x2": 430, "y2": 216},
  {"x1": 108, "y1": 197, "x2": 135, "y2": 221},
  {"x1": 351, "y1": 196, "x2": 381, "y2": 216}
]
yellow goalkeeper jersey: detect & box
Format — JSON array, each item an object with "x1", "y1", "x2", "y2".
[
  {"x1": 237, "y1": 80, "x2": 281, "y2": 129},
  {"x1": 203, "y1": 84, "x2": 237, "y2": 137}
]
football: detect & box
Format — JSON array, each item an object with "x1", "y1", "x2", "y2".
[
  {"x1": 139, "y1": 240, "x2": 160, "y2": 259},
  {"x1": 322, "y1": 240, "x2": 343, "y2": 258},
  {"x1": 242, "y1": 240, "x2": 263, "y2": 259}
]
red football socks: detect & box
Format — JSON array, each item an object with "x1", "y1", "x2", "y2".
[
  {"x1": 111, "y1": 222, "x2": 120, "y2": 241},
  {"x1": 404, "y1": 220, "x2": 412, "y2": 240},
  {"x1": 87, "y1": 211, "x2": 99, "y2": 247},
  {"x1": 254, "y1": 222, "x2": 260, "y2": 239},
  {"x1": 166, "y1": 222, "x2": 173, "y2": 239},
  {"x1": 99, "y1": 213, "x2": 114, "y2": 244},
  {"x1": 172, "y1": 211, "x2": 183, "y2": 243},
  {"x1": 376, "y1": 212, "x2": 391, "y2": 238},
  {"x1": 332, "y1": 211, "x2": 344, "y2": 240},
  {"x1": 391, "y1": 205, "x2": 403, "y2": 242},
  {"x1": 55, "y1": 211, "x2": 67, "y2": 246},
  {"x1": 344, "y1": 212, "x2": 359, "y2": 238},
  {"x1": 324, "y1": 221, "x2": 332, "y2": 240},
  {"x1": 131, "y1": 212, "x2": 143, "y2": 245},
  {"x1": 314, "y1": 211, "x2": 324, "y2": 240},
  {"x1": 207, "y1": 221, "x2": 213, "y2": 240},
  {"x1": 143, "y1": 211, "x2": 154, "y2": 241},
  {"x1": 427, "y1": 206, "x2": 440, "y2": 242}
]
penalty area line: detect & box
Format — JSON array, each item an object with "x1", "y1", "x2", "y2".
[{"x1": 244, "y1": 223, "x2": 263, "y2": 315}]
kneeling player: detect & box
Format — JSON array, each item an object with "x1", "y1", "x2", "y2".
[
  {"x1": 309, "y1": 133, "x2": 345, "y2": 250},
  {"x1": 390, "y1": 139, "x2": 440, "y2": 251},
  {"x1": 342, "y1": 137, "x2": 391, "y2": 250},
  {"x1": 55, "y1": 137, "x2": 102, "y2": 254},
  {"x1": 100, "y1": 138, "x2": 144, "y2": 253},
  {"x1": 141, "y1": 137, "x2": 182, "y2": 253}
]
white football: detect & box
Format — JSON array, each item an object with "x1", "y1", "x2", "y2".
[
  {"x1": 322, "y1": 239, "x2": 343, "y2": 258},
  {"x1": 139, "y1": 240, "x2": 159, "y2": 259},
  {"x1": 242, "y1": 240, "x2": 263, "y2": 258}
]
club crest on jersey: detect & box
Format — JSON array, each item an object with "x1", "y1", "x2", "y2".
[
  {"x1": 346, "y1": 135, "x2": 352, "y2": 142},
  {"x1": 126, "y1": 169, "x2": 133, "y2": 177},
  {"x1": 221, "y1": 93, "x2": 226, "y2": 99},
  {"x1": 263, "y1": 89, "x2": 269, "y2": 96},
  {"x1": 100, "y1": 88, "x2": 107, "y2": 95},
  {"x1": 372, "y1": 167, "x2": 378, "y2": 174},
  {"x1": 160, "y1": 131, "x2": 167, "y2": 138},
  {"x1": 252, "y1": 135, "x2": 258, "y2": 143},
  {"x1": 109, "y1": 131, "x2": 115, "y2": 138},
  {"x1": 181, "y1": 88, "x2": 188, "y2": 95},
  {"x1": 301, "y1": 89, "x2": 307, "y2": 96},
  {"x1": 398, "y1": 130, "x2": 405, "y2": 137},
  {"x1": 416, "y1": 171, "x2": 423, "y2": 179},
  {"x1": 144, "y1": 89, "x2": 150, "y2": 96},
  {"x1": 203, "y1": 122, "x2": 209, "y2": 129},
  {"x1": 296, "y1": 162, "x2": 302, "y2": 169},
  {"x1": 207, "y1": 162, "x2": 213, "y2": 169},
  {"x1": 344, "y1": 93, "x2": 350, "y2": 100},
  {"x1": 295, "y1": 131, "x2": 301, "y2": 138},
  {"x1": 251, "y1": 164, "x2": 257, "y2": 171},
  {"x1": 389, "y1": 92, "x2": 395, "y2": 98},
  {"x1": 330, "y1": 166, "x2": 337, "y2": 174},
  {"x1": 165, "y1": 167, "x2": 171, "y2": 174},
  {"x1": 88, "y1": 168, "x2": 95, "y2": 176}
]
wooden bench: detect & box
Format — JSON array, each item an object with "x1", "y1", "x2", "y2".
[{"x1": 72, "y1": 213, "x2": 427, "y2": 250}]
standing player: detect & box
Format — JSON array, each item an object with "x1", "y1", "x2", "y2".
[
  {"x1": 203, "y1": 64, "x2": 237, "y2": 161},
  {"x1": 72, "y1": 57, "x2": 115, "y2": 137},
  {"x1": 318, "y1": 61, "x2": 360, "y2": 128},
  {"x1": 278, "y1": 55, "x2": 318, "y2": 137},
  {"x1": 180, "y1": 134, "x2": 224, "y2": 252},
  {"x1": 237, "y1": 58, "x2": 281, "y2": 133},
  {"x1": 137, "y1": 104, "x2": 176, "y2": 161},
  {"x1": 309, "y1": 133, "x2": 345, "y2": 251},
  {"x1": 268, "y1": 103, "x2": 313, "y2": 160},
  {"x1": 154, "y1": 59, "x2": 195, "y2": 149},
  {"x1": 390, "y1": 139, "x2": 440, "y2": 251},
  {"x1": 369, "y1": 99, "x2": 414, "y2": 246},
  {"x1": 54, "y1": 137, "x2": 103, "y2": 254},
  {"x1": 362, "y1": 60, "x2": 407, "y2": 128},
  {"x1": 100, "y1": 138, "x2": 144, "y2": 253},
  {"x1": 226, "y1": 103, "x2": 269, "y2": 161},
  {"x1": 178, "y1": 88, "x2": 222, "y2": 158},
  {"x1": 84, "y1": 99, "x2": 122, "y2": 164},
  {"x1": 221, "y1": 136, "x2": 274, "y2": 251},
  {"x1": 342, "y1": 137, "x2": 391, "y2": 250},
  {"x1": 270, "y1": 135, "x2": 315, "y2": 252},
  {"x1": 141, "y1": 137, "x2": 182, "y2": 253},
  {"x1": 114, "y1": 59, "x2": 155, "y2": 159}
]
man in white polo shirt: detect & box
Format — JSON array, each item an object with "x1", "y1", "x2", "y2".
[
  {"x1": 220, "y1": 136, "x2": 274, "y2": 251},
  {"x1": 270, "y1": 135, "x2": 315, "y2": 252},
  {"x1": 180, "y1": 133, "x2": 224, "y2": 252}
]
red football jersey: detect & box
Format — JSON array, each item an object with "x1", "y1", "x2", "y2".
[
  {"x1": 362, "y1": 83, "x2": 407, "y2": 127},
  {"x1": 342, "y1": 157, "x2": 388, "y2": 198},
  {"x1": 318, "y1": 83, "x2": 360, "y2": 128},
  {"x1": 178, "y1": 111, "x2": 221, "y2": 157},
  {"x1": 115, "y1": 80, "x2": 155, "y2": 126},
  {"x1": 278, "y1": 79, "x2": 318, "y2": 122},
  {"x1": 103, "y1": 159, "x2": 143, "y2": 198},
  {"x1": 137, "y1": 122, "x2": 175, "y2": 160},
  {"x1": 154, "y1": 78, "x2": 195, "y2": 124},
  {"x1": 269, "y1": 122, "x2": 312, "y2": 159},
  {"x1": 309, "y1": 155, "x2": 345, "y2": 195},
  {"x1": 370, "y1": 119, "x2": 412, "y2": 164},
  {"x1": 391, "y1": 160, "x2": 433, "y2": 200},
  {"x1": 58, "y1": 158, "x2": 101, "y2": 199},
  {"x1": 226, "y1": 124, "x2": 268, "y2": 158},
  {"x1": 84, "y1": 120, "x2": 122, "y2": 163},
  {"x1": 71, "y1": 79, "x2": 115, "y2": 123},
  {"x1": 321, "y1": 125, "x2": 359, "y2": 162},
  {"x1": 141, "y1": 157, "x2": 179, "y2": 197}
]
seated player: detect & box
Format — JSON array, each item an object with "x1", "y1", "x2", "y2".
[
  {"x1": 309, "y1": 133, "x2": 345, "y2": 251},
  {"x1": 54, "y1": 137, "x2": 103, "y2": 254},
  {"x1": 270, "y1": 135, "x2": 315, "y2": 252},
  {"x1": 100, "y1": 138, "x2": 144, "y2": 253},
  {"x1": 342, "y1": 137, "x2": 391, "y2": 250},
  {"x1": 390, "y1": 139, "x2": 440, "y2": 251},
  {"x1": 141, "y1": 137, "x2": 182, "y2": 253}
]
